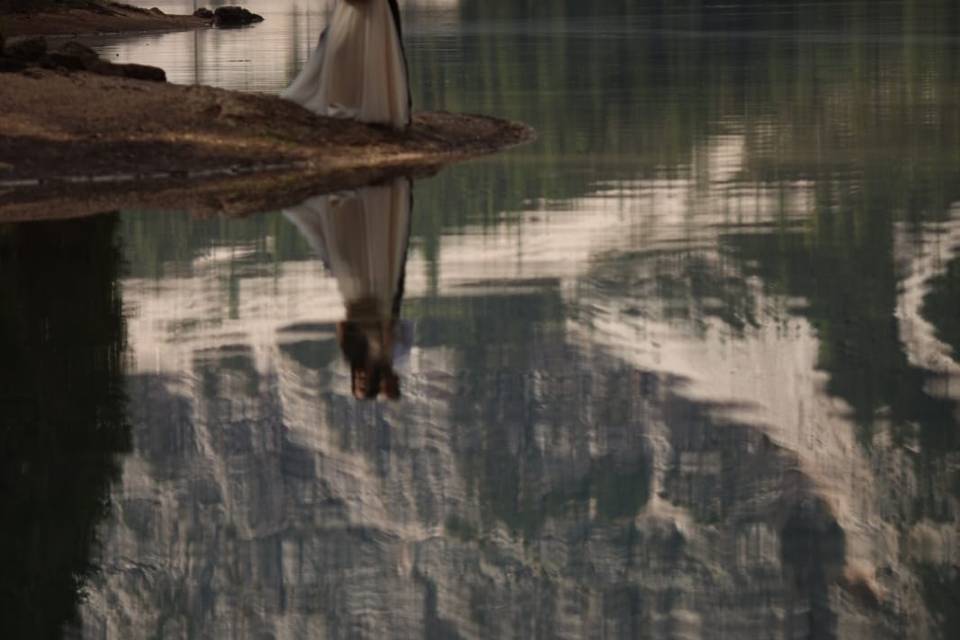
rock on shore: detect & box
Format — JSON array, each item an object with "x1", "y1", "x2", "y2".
[
  {"x1": 212, "y1": 6, "x2": 264, "y2": 27},
  {"x1": 0, "y1": 36, "x2": 166, "y2": 81}
]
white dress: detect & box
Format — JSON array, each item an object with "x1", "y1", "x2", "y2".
[{"x1": 281, "y1": 0, "x2": 411, "y2": 129}]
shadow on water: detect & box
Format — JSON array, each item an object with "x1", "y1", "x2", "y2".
[{"x1": 0, "y1": 216, "x2": 130, "y2": 638}]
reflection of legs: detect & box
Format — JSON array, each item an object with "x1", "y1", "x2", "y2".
[
  {"x1": 350, "y1": 364, "x2": 398, "y2": 400},
  {"x1": 339, "y1": 320, "x2": 401, "y2": 400},
  {"x1": 284, "y1": 178, "x2": 413, "y2": 401}
]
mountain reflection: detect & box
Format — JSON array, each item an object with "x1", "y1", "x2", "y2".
[
  {"x1": 81, "y1": 220, "x2": 862, "y2": 638},
  {"x1": 79, "y1": 185, "x2": 960, "y2": 638},
  {"x1": 0, "y1": 216, "x2": 130, "y2": 638}
]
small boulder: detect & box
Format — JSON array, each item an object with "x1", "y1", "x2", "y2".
[
  {"x1": 41, "y1": 42, "x2": 102, "y2": 72},
  {"x1": 41, "y1": 53, "x2": 89, "y2": 71},
  {"x1": 85, "y1": 59, "x2": 166, "y2": 82},
  {"x1": 54, "y1": 41, "x2": 100, "y2": 63},
  {"x1": 149, "y1": 7, "x2": 164, "y2": 15},
  {"x1": 117, "y1": 63, "x2": 166, "y2": 82},
  {"x1": 5, "y1": 36, "x2": 47, "y2": 63},
  {"x1": 213, "y1": 6, "x2": 264, "y2": 28},
  {"x1": 193, "y1": 7, "x2": 214, "y2": 19}
]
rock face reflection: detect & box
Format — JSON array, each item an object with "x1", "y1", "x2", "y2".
[{"x1": 81, "y1": 310, "x2": 844, "y2": 637}]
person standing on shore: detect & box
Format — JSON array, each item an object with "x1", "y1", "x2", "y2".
[{"x1": 281, "y1": 0, "x2": 411, "y2": 130}]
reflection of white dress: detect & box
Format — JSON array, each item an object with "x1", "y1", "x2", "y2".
[
  {"x1": 281, "y1": 0, "x2": 411, "y2": 129},
  {"x1": 283, "y1": 178, "x2": 412, "y2": 319}
]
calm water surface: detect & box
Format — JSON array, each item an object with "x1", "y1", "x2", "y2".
[{"x1": 3, "y1": 1, "x2": 960, "y2": 638}]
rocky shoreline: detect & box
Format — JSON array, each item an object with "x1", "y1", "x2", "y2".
[
  {"x1": 0, "y1": 35, "x2": 534, "y2": 220},
  {"x1": 1, "y1": 2, "x2": 214, "y2": 37},
  {"x1": 1, "y1": 34, "x2": 166, "y2": 78}
]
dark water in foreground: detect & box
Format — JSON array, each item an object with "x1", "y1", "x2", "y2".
[{"x1": 3, "y1": 1, "x2": 960, "y2": 637}]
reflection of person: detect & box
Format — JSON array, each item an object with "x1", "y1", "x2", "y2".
[
  {"x1": 281, "y1": 0, "x2": 411, "y2": 130},
  {"x1": 284, "y1": 178, "x2": 412, "y2": 400}
]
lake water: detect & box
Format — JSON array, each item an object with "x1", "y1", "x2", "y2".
[{"x1": 3, "y1": 0, "x2": 960, "y2": 638}]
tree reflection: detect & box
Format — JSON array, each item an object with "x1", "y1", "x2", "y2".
[{"x1": 0, "y1": 216, "x2": 129, "y2": 638}]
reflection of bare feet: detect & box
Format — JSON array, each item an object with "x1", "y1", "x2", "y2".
[
  {"x1": 352, "y1": 367, "x2": 369, "y2": 399},
  {"x1": 350, "y1": 360, "x2": 401, "y2": 400},
  {"x1": 383, "y1": 368, "x2": 400, "y2": 400}
]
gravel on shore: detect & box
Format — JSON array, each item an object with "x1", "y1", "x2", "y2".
[{"x1": 0, "y1": 68, "x2": 534, "y2": 220}]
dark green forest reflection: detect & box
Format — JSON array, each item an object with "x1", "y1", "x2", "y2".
[
  {"x1": 410, "y1": 0, "x2": 960, "y2": 222},
  {"x1": 0, "y1": 217, "x2": 129, "y2": 638}
]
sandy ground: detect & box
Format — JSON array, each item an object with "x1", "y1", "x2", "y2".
[
  {"x1": 3, "y1": 2, "x2": 210, "y2": 37},
  {"x1": 0, "y1": 69, "x2": 534, "y2": 220}
]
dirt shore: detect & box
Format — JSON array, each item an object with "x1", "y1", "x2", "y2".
[
  {"x1": 0, "y1": 68, "x2": 534, "y2": 220},
  {"x1": 2, "y1": 2, "x2": 210, "y2": 37}
]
